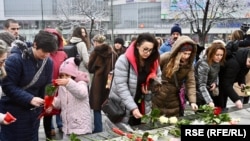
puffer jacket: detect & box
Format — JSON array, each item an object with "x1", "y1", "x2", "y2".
[
  {"x1": 53, "y1": 79, "x2": 92, "y2": 135},
  {"x1": 0, "y1": 41, "x2": 53, "y2": 141},
  {"x1": 109, "y1": 43, "x2": 161, "y2": 123},
  {"x1": 159, "y1": 39, "x2": 172, "y2": 54},
  {"x1": 153, "y1": 35, "x2": 197, "y2": 117},
  {"x1": 195, "y1": 58, "x2": 220, "y2": 105}
]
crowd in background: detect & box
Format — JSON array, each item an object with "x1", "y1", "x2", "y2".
[{"x1": 0, "y1": 18, "x2": 249, "y2": 141}]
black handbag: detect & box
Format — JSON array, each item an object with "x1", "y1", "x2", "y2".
[
  {"x1": 102, "y1": 97, "x2": 126, "y2": 123},
  {"x1": 102, "y1": 62, "x2": 130, "y2": 123}
]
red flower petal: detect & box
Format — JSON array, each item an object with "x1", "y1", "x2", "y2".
[{"x1": 4, "y1": 112, "x2": 16, "y2": 123}]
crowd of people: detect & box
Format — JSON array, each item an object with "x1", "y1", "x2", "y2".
[{"x1": 0, "y1": 18, "x2": 249, "y2": 141}]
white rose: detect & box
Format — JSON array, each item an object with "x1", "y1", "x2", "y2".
[
  {"x1": 169, "y1": 116, "x2": 178, "y2": 124},
  {"x1": 159, "y1": 116, "x2": 169, "y2": 124}
]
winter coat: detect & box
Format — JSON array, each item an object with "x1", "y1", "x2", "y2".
[
  {"x1": 45, "y1": 28, "x2": 68, "y2": 80},
  {"x1": 70, "y1": 37, "x2": 89, "y2": 73},
  {"x1": 88, "y1": 44, "x2": 117, "y2": 110},
  {"x1": 109, "y1": 43, "x2": 161, "y2": 123},
  {"x1": 195, "y1": 58, "x2": 220, "y2": 105},
  {"x1": 219, "y1": 48, "x2": 250, "y2": 107},
  {"x1": 159, "y1": 39, "x2": 172, "y2": 54},
  {"x1": 53, "y1": 79, "x2": 92, "y2": 135},
  {"x1": 233, "y1": 70, "x2": 250, "y2": 97},
  {"x1": 0, "y1": 43, "x2": 53, "y2": 141},
  {"x1": 113, "y1": 46, "x2": 127, "y2": 58},
  {"x1": 153, "y1": 35, "x2": 197, "y2": 117}
]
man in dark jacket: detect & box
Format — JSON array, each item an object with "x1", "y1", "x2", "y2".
[{"x1": 216, "y1": 48, "x2": 250, "y2": 112}]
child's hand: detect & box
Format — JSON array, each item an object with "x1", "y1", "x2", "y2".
[{"x1": 54, "y1": 78, "x2": 70, "y2": 86}]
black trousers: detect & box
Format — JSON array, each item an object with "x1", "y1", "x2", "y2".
[{"x1": 43, "y1": 116, "x2": 52, "y2": 140}]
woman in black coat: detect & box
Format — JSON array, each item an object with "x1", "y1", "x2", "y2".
[{"x1": 216, "y1": 48, "x2": 250, "y2": 111}]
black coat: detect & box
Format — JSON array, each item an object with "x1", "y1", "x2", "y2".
[{"x1": 218, "y1": 48, "x2": 250, "y2": 107}]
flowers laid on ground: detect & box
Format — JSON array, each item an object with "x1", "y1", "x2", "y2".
[
  {"x1": 168, "y1": 105, "x2": 240, "y2": 138},
  {"x1": 38, "y1": 81, "x2": 59, "y2": 119},
  {"x1": 141, "y1": 108, "x2": 161, "y2": 128},
  {"x1": 111, "y1": 127, "x2": 154, "y2": 141},
  {"x1": 196, "y1": 105, "x2": 231, "y2": 125}
]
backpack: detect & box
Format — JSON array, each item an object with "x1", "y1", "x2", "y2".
[
  {"x1": 225, "y1": 40, "x2": 239, "y2": 59},
  {"x1": 63, "y1": 43, "x2": 78, "y2": 58}
]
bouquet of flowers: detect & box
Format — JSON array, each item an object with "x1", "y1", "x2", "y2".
[
  {"x1": 241, "y1": 85, "x2": 250, "y2": 96},
  {"x1": 38, "y1": 80, "x2": 60, "y2": 119},
  {"x1": 196, "y1": 105, "x2": 231, "y2": 125}
]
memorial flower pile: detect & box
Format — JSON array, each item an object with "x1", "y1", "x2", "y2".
[{"x1": 196, "y1": 105, "x2": 231, "y2": 125}]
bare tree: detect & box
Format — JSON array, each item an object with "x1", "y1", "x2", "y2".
[
  {"x1": 171, "y1": 0, "x2": 246, "y2": 46},
  {"x1": 56, "y1": 0, "x2": 109, "y2": 39}
]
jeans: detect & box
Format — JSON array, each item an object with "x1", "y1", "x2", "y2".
[
  {"x1": 93, "y1": 110, "x2": 102, "y2": 133},
  {"x1": 51, "y1": 115, "x2": 63, "y2": 129}
]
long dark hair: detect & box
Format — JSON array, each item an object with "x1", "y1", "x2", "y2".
[
  {"x1": 134, "y1": 33, "x2": 159, "y2": 73},
  {"x1": 71, "y1": 27, "x2": 91, "y2": 49}
]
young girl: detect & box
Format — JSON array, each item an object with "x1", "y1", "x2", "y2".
[{"x1": 47, "y1": 57, "x2": 92, "y2": 140}]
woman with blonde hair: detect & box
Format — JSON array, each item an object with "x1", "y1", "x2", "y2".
[{"x1": 153, "y1": 35, "x2": 198, "y2": 117}]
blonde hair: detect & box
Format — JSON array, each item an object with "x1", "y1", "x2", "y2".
[
  {"x1": 165, "y1": 52, "x2": 182, "y2": 78},
  {"x1": 93, "y1": 34, "x2": 106, "y2": 44},
  {"x1": 0, "y1": 40, "x2": 8, "y2": 78}
]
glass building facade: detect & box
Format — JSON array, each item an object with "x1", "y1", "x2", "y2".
[{"x1": 0, "y1": 0, "x2": 250, "y2": 43}]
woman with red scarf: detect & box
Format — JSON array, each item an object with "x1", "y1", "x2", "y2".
[{"x1": 108, "y1": 33, "x2": 161, "y2": 126}]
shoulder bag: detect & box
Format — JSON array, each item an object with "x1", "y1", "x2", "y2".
[{"x1": 102, "y1": 62, "x2": 130, "y2": 123}]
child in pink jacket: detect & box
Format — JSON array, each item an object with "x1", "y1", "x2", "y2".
[{"x1": 47, "y1": 57, "x2": 92, "y2": 139}]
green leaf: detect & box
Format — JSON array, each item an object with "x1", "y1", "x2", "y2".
[
  {"x1": 150, "y1": 108, "x2": 161, "y2": 117},
  {"x1": 45, "y1": 84, "x2": 57, "y2": 96}
]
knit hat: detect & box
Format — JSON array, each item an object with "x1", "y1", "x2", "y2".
[
  {"x1": 114, "y1": 38, "x2": 125, "y2": 46},
  {"x1": 171, "y1": 24, "x2": 182, "y2": 35},
  {"x1": 180, "y1": 43, "x2": 193, "y2": 52},
  {"x1": 93, "y1": 34, "x2": 106, "y2": 43},
  {"x1": 74, "y1": 71, "x2": 90, "y2": 83},
  {"x1": 0, "y1": 32, "x2": 15, "y2": 47},
  {"x1": 59, "y1": 57, "x2": 78, "y2": 77}
]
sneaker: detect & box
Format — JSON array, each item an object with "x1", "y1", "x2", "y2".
[{"x1": 51, "y1": 129, "x2": 56, "y2": 136}]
